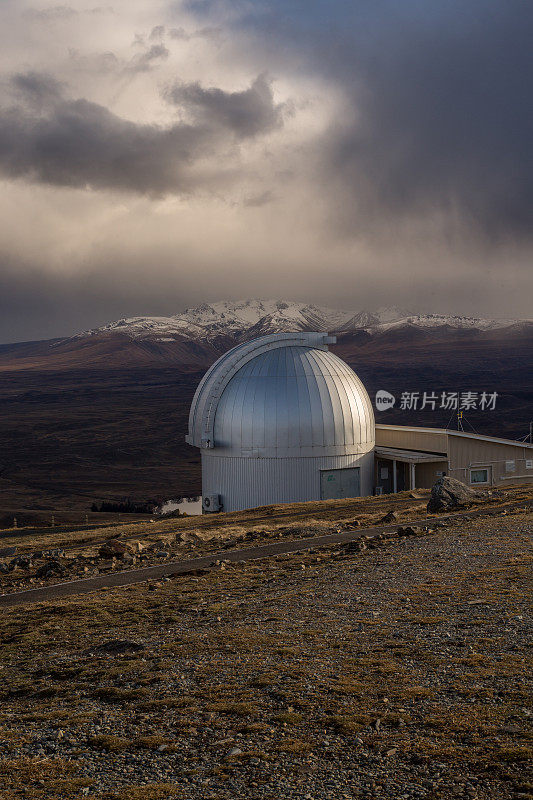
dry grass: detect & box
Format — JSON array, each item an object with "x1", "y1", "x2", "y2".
[{"x1": 0, "y1": 497, "x2": 531, "y2": 799}]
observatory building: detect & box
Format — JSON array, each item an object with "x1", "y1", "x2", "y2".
[
  {"x1": 187, "y1": 331, "x2": 533, "y2": 512},
  {"x1": 186, "y1": 332, "x2": 375, "y2": 512}
]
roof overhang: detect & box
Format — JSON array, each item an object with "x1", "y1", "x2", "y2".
[{"x1": 375, "y1": 446, "x2": 448, "y2": 464}]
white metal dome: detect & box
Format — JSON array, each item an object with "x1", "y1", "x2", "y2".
[
  {"x1": 187, "y1": 332, "x2": 374, "y2": 456},
  {"x1": 186, "y1": 332, "x2": 375, "y2": 511}
]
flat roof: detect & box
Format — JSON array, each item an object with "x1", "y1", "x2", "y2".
[
  {"x1": 376, "y1": 423, "x2": 533, "y2": 450},
  {"x1": 375, "y1": 446, "x2": 447, "y2": 463}
]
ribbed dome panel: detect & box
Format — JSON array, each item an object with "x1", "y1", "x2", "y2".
[{"x1": 212, "y1": 346, "x2": 374, "y2": 457}]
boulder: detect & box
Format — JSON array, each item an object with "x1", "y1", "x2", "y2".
[
  {"x1": 427, "y1": 476, "x2": 482, "y2": 513},
  {"x1": 379, "y1": 510, "x2": 398, "y2": 524},
  {"x1": 36, "y1": 560, "x2": 65, "y2": 579},
  {"x1": 98, "y1": 539, "x2": 130, "y2": 559}
]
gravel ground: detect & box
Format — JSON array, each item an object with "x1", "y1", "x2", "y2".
[{"x1": 0, "y1": 509, "x2": 531, "y2": 800}]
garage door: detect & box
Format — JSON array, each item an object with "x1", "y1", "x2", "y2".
[{"x1": 320, "y1": 467, "x2": 361, "y2": 500}]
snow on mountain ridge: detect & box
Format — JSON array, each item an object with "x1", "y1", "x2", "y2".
[
  {"x1": 76, "y1": 300, "x2": 527, "y2": 342},
  {"x1": 77, "y1": 300, "x2": 352, "y2": 341}
]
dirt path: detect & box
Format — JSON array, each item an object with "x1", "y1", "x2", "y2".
[{"x1": 1, "y1": 501, "x2": 526, "y2": 607}]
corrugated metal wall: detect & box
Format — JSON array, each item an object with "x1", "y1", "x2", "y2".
[
  {"x1": 448, "y1": 436, "x2": 533, "y2": 486},
  {"x1": 202, "y1": 450, "x2": 375, "y2": 513},
  {"x1": 375, "y1": 425, "x2": 448, "y2": 454},
  {"x1": 415, "y1": 460, "x2": 450, "y2": 488}
]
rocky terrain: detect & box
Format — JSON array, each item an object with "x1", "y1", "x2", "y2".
[
  {"x1": 1, "y1": 486, "x2": 530, "y2": 598},
  {"x1": 0, "y1": 491, "x2": 435, "y2": 595},
  {"x1": 0, "y1": 489, "x2": 531, "y2": 799}
]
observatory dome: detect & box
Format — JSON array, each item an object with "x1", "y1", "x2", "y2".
[{"x1": 186, "y1": 332, "x2": 375, "y2": 512}]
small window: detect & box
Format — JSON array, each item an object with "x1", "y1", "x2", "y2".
[
  {"x1": 380, "y1": 467, "x2": 389, "y2": 479},
  {"x1": 526, "y1": 459, "x2": 533, "y2": 470},
  {"x1": 470, "y1": 468, "x2": 489, "y2": 484},
  {"x1": 505, "y1": 460, "x2": 515, "y2": 472}
]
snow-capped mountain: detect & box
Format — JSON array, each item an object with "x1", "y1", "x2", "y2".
[
  {"x1": 354, "y1": 312, "x2": 524, "y2": 333},
  {"x1": 77, "y1": 299, "x2": 530, "y2": 343},
  {"x1": 78, "y1": 300, "x2": 352, "y2": 342}
]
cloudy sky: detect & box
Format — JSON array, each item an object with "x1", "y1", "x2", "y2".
[{"x1": 0, "y1": 0, "x2": 532, "y2": 342}]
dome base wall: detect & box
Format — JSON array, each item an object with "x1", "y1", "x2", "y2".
[{"x1": 201, "y1": 449, "x2": 375, "y2": 513}]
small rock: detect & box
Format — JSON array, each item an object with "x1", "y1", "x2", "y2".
[
  {"x1": 226, "y1": 747, "x2": 242, "y2": 757},
  {"x1": 98, "y1": 540, "x2": 130, "y2": 559},
  {"x1": 10, "y1": 555, "x2": 33, "y2": 570},
  {"x1": 98, "y1": 561, "x2": 115, "y2": 572},
  {"x1": 379, "y1": 510, "x2": 398, "y2": 524},
  {"x1": 397, "y1": 526, "x2": 422, "y2": 537}
]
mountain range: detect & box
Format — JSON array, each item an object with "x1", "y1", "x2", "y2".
[
  {"x1": 0, "y1": 298, "x2": 531, "y2": 374},
  {"x1": 77, "y1": 299, "x2": 530, "y2": 343}
]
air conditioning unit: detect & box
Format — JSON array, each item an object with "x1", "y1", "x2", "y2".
[
  {"x1": 202, "y1": 494, "x2": 221, "y2": 513},
  {"x1": 374, "y1": 486, "x2": 384, "y2": 495}
]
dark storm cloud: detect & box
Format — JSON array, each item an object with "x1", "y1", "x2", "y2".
[
  {"x1": 205, "y1": 0, "x2": 533, "y2": 241},
  {"x1": 0, "y1": 72, "x2": 283, "y2": 194},
  {"x1": 319, "y1": 1, "x2": 533, "y2": 240},
  {"x1": 0, "y1": 262, "x2": 182, "y2": 343},
  {"x1": 11, "y1": 72, "x2": 64, "y2": 107},
  {"x1": 166, "y1": 74, "x2": 284, "y2": 137}
]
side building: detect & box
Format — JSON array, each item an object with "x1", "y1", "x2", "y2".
[{"x1": 375, "y1": 424, "x2": 533, "y2": 493}]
